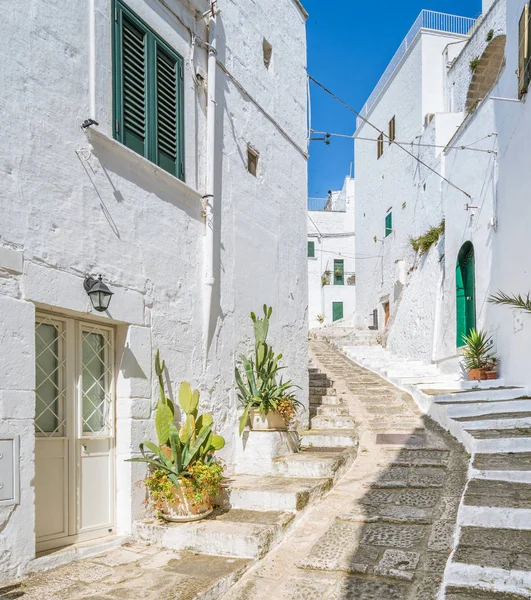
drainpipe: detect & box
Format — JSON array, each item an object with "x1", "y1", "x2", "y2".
[{"x1": 203, "y1": 2, "x2": 218, "y2": 366}]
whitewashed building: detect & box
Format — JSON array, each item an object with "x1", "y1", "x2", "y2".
[
  {"x1": 355, "y1": 0, "x2": 531, "y2": 385},
  {"x1": 308, "y1": 177, "x2": 356, "y2": 329},
  {"x1": 0, "y1": 0, "x2": 308, "y2": 581}
]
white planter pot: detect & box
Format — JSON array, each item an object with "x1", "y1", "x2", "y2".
[{"x1": 250, "y1": 409, "x2": 287, "y2": 431}]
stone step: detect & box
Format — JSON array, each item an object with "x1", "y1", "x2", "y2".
[
  {"x1": 299, "y1": 429, "x2": 358, "y2": 449},
  {"x1": 365, "y1": 465, "x2": 447, "y2": 489},
  {"x1": 473, "y1": 452, "x2": 531, "y2": 472},
  {"x1": 310, "y1": 415, "x2": 357, "y2": 430},
  {"x1": 467, "y1": 427, "x2": 531, "y2": 440},
  {"x1": 222, "y1": 474, "x2": 332, "y2": 512},
  {"x1": 308, "y1": 367, "x2": 319, "y2": 374},
  {"x1": 309, "y1": 386, "x2": 337, "y2": 396},
  {"x1": 316, "y1": 405, "x2": 350, "y2": 417},
  {"x1": 424, "y1": 388, "x2": 527, "y2": 404},
  {"x1": 462, "y1": 417, "x2": 531, "y2": 431},
  {"x1": 445, "y1": 586, "x2": 530, "y2": 600},
  {"x1": 464, "y1": 479, "x2": 531, "y2": 511},
  {"x1": 308, "y1": 372, "x2": 328, "y2": 381},
  {"x1": 311, "y1": 395, "x2": 345, "y2": 406},
  {"x1": 272, "y1": 448, "x2": 356, "y2": 479},
  {"x1": 455, "y1": 410, "x2": 531, "y2": 422},
  {"x1": 135, "y1": 509, "x2": 294, "y2": 559},
  {"x1": 448, "y1": 526, "x2": 531, "y2": 593},
  {"x1": 446, "y1": 399, "x2": 531, "y2": 420}
]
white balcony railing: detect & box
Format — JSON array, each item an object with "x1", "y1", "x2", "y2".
[{"x1": 356, "y1": 10, "x2": 478, "y2": 129}]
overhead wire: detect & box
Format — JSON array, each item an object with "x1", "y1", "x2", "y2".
[
  {"x1": 308, "y1": 75, "x2": 472, "y2": 199},
  {"x1": 309, "y1": 130, "x2": 497, "y2": 154}
]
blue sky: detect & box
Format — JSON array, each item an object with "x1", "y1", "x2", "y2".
[{"x1": 305, "y1": 0, "x2": 482, "y2": 199}]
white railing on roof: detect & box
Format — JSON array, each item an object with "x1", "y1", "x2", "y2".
[{"x1": 356, "y1": 10, "x2": 477, "y2": 129}]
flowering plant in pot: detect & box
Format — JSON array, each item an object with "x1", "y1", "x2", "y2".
[
  {"x1": 235, "y1": 305, "x2": 302, "y2": 435},
  {"x1": 128, "y1": 352, "x2": 225, "y2": 522},
  {"x1": 462, "y1": 329, "x2": 496, "y2": 381}
]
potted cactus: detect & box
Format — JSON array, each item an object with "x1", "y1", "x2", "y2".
[
  {"x1": 128, "y1": 352, "x2": 225, "y2": 522},
  {"x1": 235, "y1": 306, "x2": 302, "y2": 434}
]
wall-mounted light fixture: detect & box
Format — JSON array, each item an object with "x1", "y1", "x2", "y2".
[{"x1": 84, "y1": 275, "x2": 113, "y2": 312}]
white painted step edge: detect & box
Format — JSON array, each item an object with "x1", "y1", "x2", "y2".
[{"x1": 445, "y1": 563, "x2": 531, "y2": 598}]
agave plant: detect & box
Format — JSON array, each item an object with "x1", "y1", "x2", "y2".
[
  {"x1": 461, "y1": 329, "x2": 496, "y2": 371},
  {"x1": 235, "y1": 306, "x2": 302, "y2": 435},
  {"x1": 127, "y1": 353, "x2": 225, "y2": 488}
]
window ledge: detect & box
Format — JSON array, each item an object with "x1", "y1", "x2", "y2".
[{"x1": 86, "y1": 128, "x2": 202, "y2": 207}]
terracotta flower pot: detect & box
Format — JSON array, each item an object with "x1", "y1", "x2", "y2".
[
  {"x1": 486, "y1": 370, "x2": 498, "y2": 380},
  {"x1": 160, "y1": 479, "x2": 213, "y2": 523},
  {"x1": 249, "y1": 409, "x2": 287, "y2": 431},
  {"x1": 468, "y1": 368, "x2": 487, "y2": 381}
]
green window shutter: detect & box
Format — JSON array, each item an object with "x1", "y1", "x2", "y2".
[
  {"x1": 308, "y1": 241, "x2": 315, "y2": 258},
  {"x1": 156, "y1": 46, "x2": 184, "y2": 177},
  {"x1": 119, "y1": 16, "x2": 148, "y2": 156},
  {"x1": 385, "y1": 212, "x2": 393, "y2": 237},
  {"x1": 332, "y1": 302, "x2": 344, "y2": 322},
  {"x1": 333, "y1": 260, "x2": 344, "y2": 285},
  {"x1": 113, "y1": 1, "x2": 184, "y2": 180}
]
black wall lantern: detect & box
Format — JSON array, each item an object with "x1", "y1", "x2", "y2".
[{"x1": 84, "y1": 275, "x2": 113, "y2": 312}]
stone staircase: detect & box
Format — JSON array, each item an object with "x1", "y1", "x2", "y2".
[
  {"x1": 133, "y1": 367, "x2": 359, "y2": 599},
  {"x1": 337, "y1": 340, "x2": 531, "y2": 599}
]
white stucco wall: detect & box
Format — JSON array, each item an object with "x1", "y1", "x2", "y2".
[
  {"x1": 308, "y1": 177, "x2": 356, "y2": 328},
  {"x1": 354, "y1": 30, "x2": 466, "y2": 334},
  {"x1": 0, "y1": 0, "x2": 308, "y2": 581}
]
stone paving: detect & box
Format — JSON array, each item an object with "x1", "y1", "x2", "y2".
[
  {"x1": 220, "y1": 340, "x2": 469, "y2": 599},
  {"x1": 5, "y1": 340, "x2": 470, "y2": 599},
  {"x1": 1, "y1": 545, "x2": 250, "y2": 599}
]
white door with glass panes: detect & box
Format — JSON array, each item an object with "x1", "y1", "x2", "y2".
[{"x1": 34, "y1": 314, "x2": 115, "y2": 552}]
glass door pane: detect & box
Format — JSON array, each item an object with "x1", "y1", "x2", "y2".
[
  {"x1": 35, "y1": 318, "x2": 66, "y2": 436},
  {"x1": 81, "y1": 328, "x2": 113, "y2": 436}
]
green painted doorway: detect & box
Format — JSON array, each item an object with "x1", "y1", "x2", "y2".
[
  {"x1": 332, "y1": 302, "x2": 344, "y2": 322},
  {"x1": 456, "y1": 241, "x2": 476, "y2": 347}
]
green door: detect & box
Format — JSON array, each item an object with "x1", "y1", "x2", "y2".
[
  {"x1": 456, "y1": 242, "x2": 476, "y2": 347},
  {"x1": 332, "y1": 302, "x2": 344, "y2": 322}
]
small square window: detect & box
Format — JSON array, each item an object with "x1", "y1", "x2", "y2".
[
  {"x1": 308, "y1": 241, "x2": 315, "y2": 258},
  {"x1": 263, "y1": 38, "x2": 273, "y2": 70},
  {"x1": 247, "y1": 146, "x2": 259, "y2": 176}
]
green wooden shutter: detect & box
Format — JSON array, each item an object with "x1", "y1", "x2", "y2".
[
  {"x1": 456, "y1": 242, "x2": 476, "y2": 347},
  {"x1": 120, "y1": 17, "x2": 147, "y2": 156},
  {"x1": 308, "y1": 241, "x2": 315, "y2": 258},
  {"x1": 332, "y1": 302, "x2": 344, "y2": 322},
  {"x1": 113, "y1": 1, "x2": 184, "y2": 180},
  {"x1": 156, "y1": 46, "x2": 183, "y2": 177},
  {"x1": 385, "y1": 212, "x2": 393, "y2": 237},
  {"x1": 334, "y1": 260, "x2": 344, "y2": 285}
]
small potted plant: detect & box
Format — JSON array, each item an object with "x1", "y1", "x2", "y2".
[
  {"x1": 128, "y1": 352, "x2": 225, "y2": 522},
  {"x1": 236, "y1": 306, "x2": 302, "y2": 434},
  {"x1": 485, "y1": 356, "x2": 498, "y2": 380},
  {"x1": 317, "y1": 314, "x2": 325, "y2": 324},
  {"x1": 462, "y1": 329, "x2": 496, "y2": 381}
]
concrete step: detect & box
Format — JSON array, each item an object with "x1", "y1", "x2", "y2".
[
  {"x1": 473, "y1": 452, "x2": 531, "y2": 472},
  {"x1": 463, "y1": 478, "x2": 531, "y2": 512},
  {"x1": 446, "y1": 399, "x2": 531, "y2": 420},
  {"x1": 423, "y1": 388, "x2": 527, "y2": 404},
  {"x1": 467, "y1": 427, "x2": 531, "y2": 440},
  {"x1": 222, "y1": 474, "x2": 332, "y2": 512},
  {"x1": 445, "y1": 586, "x2": 530, "y2": 600},
  {"x1": 447, "y1": 526, "x2": 531, "y2": 594},
  {"x1": 316, "y1": 405, "x2": 350, "y2": 416},
  {"x1": 272, "y1": 448, "x2": 356, "y2": 479},
  {"x1": 308, "y1": 372, "x2": 328, "y2": 381},
  {"x1": 309, "y1": 386, "x2": 337, "y2": 396},
  {"x1": 308, "y1": 367, "x2": 319, "y2": 374},
  {"x1": 311, "y1": 415, "x2": 357, "y2": 430},
  {"x1": 461, "y1": 417, "x2": 531, "y2": 431},
  {"x1": 135, "y1": 509, "x2": 294, "y2": 559},
  {"x1": 299, "y1": 429, "x2": 358, "y2": 449}
]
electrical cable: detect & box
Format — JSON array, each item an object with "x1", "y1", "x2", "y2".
[
  {"x1": 308, "y1": 75, "x2": 472, "y2": 199},
  {"x1": 309, "y1": 130, "x2": 496, "y2": 154}
]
